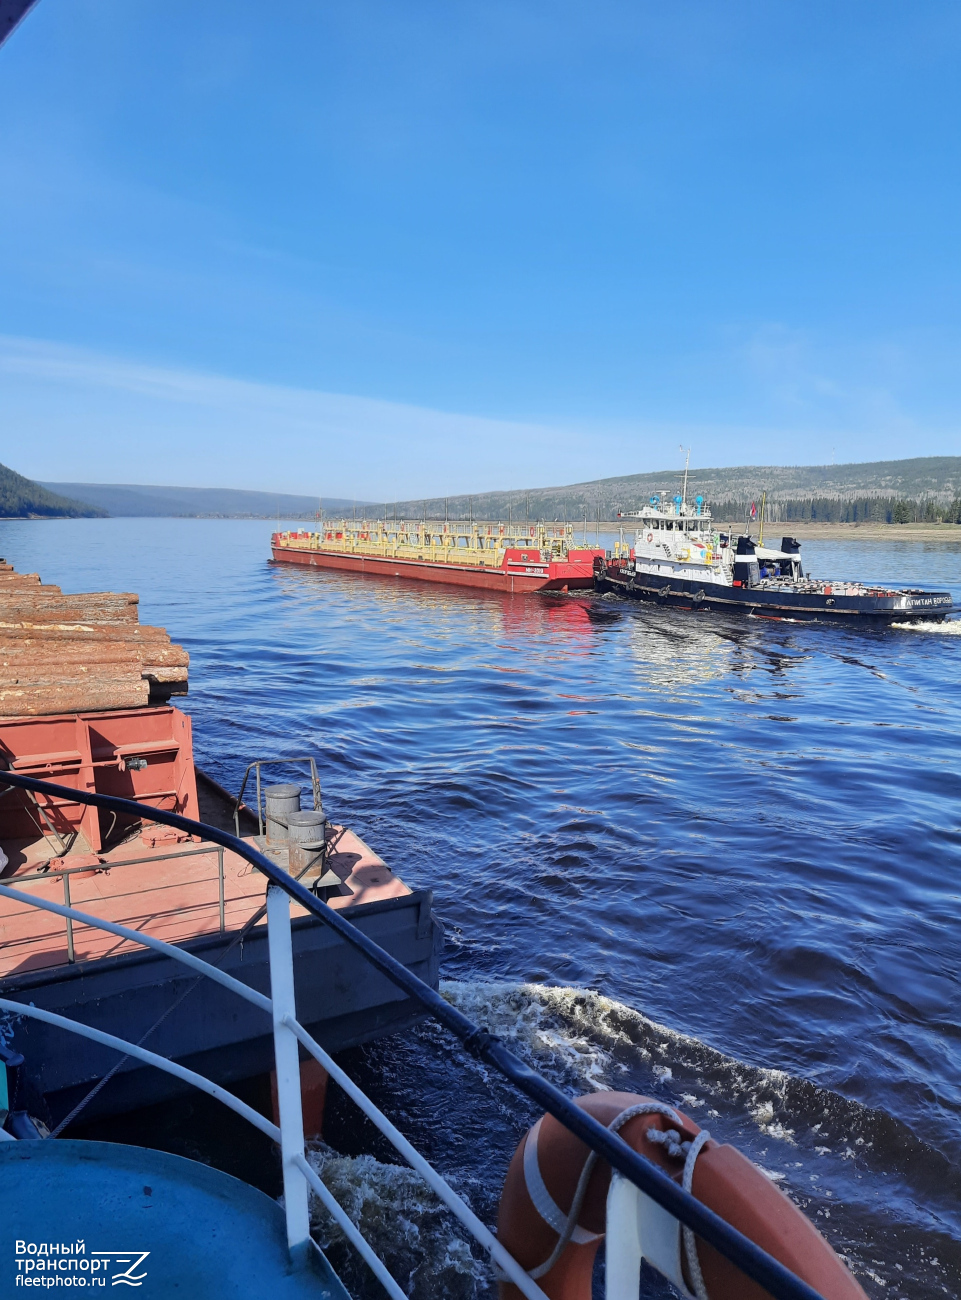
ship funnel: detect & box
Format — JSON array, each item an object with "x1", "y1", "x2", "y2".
[
  {"x1": 733, "y1": 536, "x2": 760, "y2": 588},
  {"x1": 780, "y1": 536, "x2": 803, "y2": 579}
]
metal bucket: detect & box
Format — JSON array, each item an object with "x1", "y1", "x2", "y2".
[
  {"x1": 264, "y1": 783, "x2": 301, "y2": 845},
  {"x1": 286, "y1": 810, "x2": 327, "y2": 875}
]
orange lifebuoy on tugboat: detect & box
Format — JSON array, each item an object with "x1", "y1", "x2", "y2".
[{"x1": 496, "y1": 1092, "x2": 867, "y2": 1300}]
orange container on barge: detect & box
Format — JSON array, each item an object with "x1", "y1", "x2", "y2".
[{"x1": 271, "y1": 519, "x2": 605, "y2": 593}]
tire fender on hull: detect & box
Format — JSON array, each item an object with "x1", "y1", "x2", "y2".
[{"x1": 496, "y1": 1091, "x2": 867, "y2": 1300}]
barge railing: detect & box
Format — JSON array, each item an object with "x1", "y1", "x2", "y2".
[
  {"x1": 233, "y1": 756, "x2": 322, "y2": 838},
  {"x1": 5, "y1": 842, "x2": 228, "y2": 959},
  {"x1": 0, "y1": 770, "x2": 829, "y2": 1300}
]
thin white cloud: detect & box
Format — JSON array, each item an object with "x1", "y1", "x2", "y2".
[
  {"x1": 0, "y1": 335, "x2": 583, "y2": 497},
  {"x1": 0, "y1": 335, "x2": 750, "y2": 497},
  {"x1": 1, "y1": 336, "x2": 954, "y2": 498},
  {"x1": 740, "y1": 323, "x2": 921, "y2": 433}
]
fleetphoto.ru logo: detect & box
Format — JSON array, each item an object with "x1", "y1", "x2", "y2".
[{"x1": 15, "y1": 1240, "x2": 150, "y2": 1287}]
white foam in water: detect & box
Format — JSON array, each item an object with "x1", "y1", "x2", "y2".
[
  {"x1": 440, "y1": 979, "x2": 622, "y2": 1088},
  {"x1": 891, "y1": 618, "x2": 961, "y2": 633},
  {"x1": 306, "y1": 1145, "x2": 486, "y2": 1300},
  {"x1": 304, "y1": 981, "x2": 957, "y2": 1299},
  {"x1": 437, "y1": 981, "x2": 960, "y2": 1295},
  {"x1": 440, "y1": 978, "x2": 797, "y2": 1139}
]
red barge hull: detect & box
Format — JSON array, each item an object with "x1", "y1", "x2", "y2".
[{"x1": 271, "y1": 542, "x2": 602, "y2": 593}]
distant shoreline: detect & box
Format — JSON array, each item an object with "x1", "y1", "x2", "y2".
[
  {"x1": 600, "y1": 520, "x2": 961, "y2": 542},
  {"x1": 4, "y1": 515, "x2": 961, "y2": 541},
  {"x1": 713, "y1": 521, "x2": 961, "y2": 542}
]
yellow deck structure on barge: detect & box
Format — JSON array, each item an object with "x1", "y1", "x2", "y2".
[{"x1": 271, "y1": 519, "x2": 606, "y2": 593}]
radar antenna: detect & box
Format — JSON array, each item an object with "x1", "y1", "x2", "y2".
[{"x1": 680, "y1": 446, "x2": 691, "y2": 510}]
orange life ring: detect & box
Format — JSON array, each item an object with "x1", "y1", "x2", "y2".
[
  {"x1": 496, "y1": 1091, "x2": 866, "y2": 1300},
  {"x1": 646, "y1": 532, "x2": 654, "y2": 543}
]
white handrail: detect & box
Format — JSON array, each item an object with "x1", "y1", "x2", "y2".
[
  {"x1": 0, "y1": 882, "x2": 272, "y2": 1013},
  {"x1": 285, "y1": 1015, "x2": 550, "y2": 1300},
  {"x1": 0, "y1": 874, "x2": 544, "y2": 1299},
  {"x1": 266, "y1": 886, "x2": 311, "y2": 1264},
  {"x1": 0, "y1": 882, "x2": 418, "y2": 1291},
  {"x1": 0, "y1": 996, "x2": 280, "y2": 1142}
]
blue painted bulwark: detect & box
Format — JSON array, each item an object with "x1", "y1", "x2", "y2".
[
  {"x1": 0, "y1": 0, "x2": 39, "y2": 49},
  {"x1": 0, "y1": 1140, "x2": 349, "y2": 1297}
]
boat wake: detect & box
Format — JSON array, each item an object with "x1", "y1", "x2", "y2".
[
  {"x1": 891, "y1": 617, "x2": 961, "y2": 633},
  {"x1": 307, "y1": 1145, "x2": 487, "y2": 1300},
  {"x1": 307, "y1": 980, "x2": 960, "y2": 1299},
  {"x1": 441, "y1": 981, "x2": 916, "y2": 1150}
]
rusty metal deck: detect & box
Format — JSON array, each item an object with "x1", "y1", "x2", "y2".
[{"x1": 0, "y1": 822, "x2": 409, "y2": 979}]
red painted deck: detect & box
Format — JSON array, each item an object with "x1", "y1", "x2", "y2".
[
  {"x1": 0, "y1": 825, "x2": 409, "y2": 979},
  {"x1": 271, "y1": 544, "x2": 601, "y2": 591}
]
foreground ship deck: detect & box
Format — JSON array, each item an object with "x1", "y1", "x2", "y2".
[
  {"x1": 0, "y1": 773, "x2": 861, "y2": 1300},
  {"x1": 272, "y1": 518, "x2": 604, "y2": 592},
  {"x1": 1, "y1": 1141, "x2": 348, "y2": 1297}
]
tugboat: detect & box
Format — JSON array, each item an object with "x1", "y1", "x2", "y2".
[{"x1": 596, "y1": 495, "x2": 954, "y2": 624}]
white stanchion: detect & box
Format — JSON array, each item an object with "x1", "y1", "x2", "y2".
[
  {"x1": 285, "y1": 1015, "x2": 550, "y2": 1300},
  {"x1": 266, "y1": 885, "x2": 312, "y2": 1269}
]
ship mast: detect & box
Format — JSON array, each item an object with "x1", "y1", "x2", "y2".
[{"x1": 681, "y1": 447, "x2": 691, "y2": 510}]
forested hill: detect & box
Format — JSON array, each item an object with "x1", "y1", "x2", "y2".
[
  {"x1": 30, "y1": 455, "x2": 961, "y2": 523},
  {"x1": 389, "y1": 456, "x2": 961, "y2": 522},
  {"x1": 39, "y1": 482, "x2": 362, "y2": 518},
  {"x1": 0, "y1": 463, "x2": 106, "y2": 518}
]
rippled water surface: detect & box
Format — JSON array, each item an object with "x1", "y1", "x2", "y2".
[{"x1": 2, "y1": 519, "x2": 959, "y2": 1299}]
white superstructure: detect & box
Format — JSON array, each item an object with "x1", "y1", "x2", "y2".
[
  {"x1": 618, "y1": 493, "x2": 806, "y2": 589},
  {"x1": 620, "y1": 494, "x2": 734, "y2": 585}
]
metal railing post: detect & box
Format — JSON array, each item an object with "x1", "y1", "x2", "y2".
[
  {"x1": 62, "y1": 874, "x2": 75, "y2": 963},
  {"x1": 266, "y1": 885, "x2": 311, "y2": 1269},
  {"x1": 605, "y1": 1175, "x2": 643, "y2": 1299},
  {"x1": 217, "y1": 847, "x2": 225, "y2": 933},
  {"x1": 606, "y1": 1172, "x2": 690, "y2": 1300}
]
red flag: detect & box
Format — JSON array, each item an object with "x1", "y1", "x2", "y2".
[{"x1": 750, "y1": 501, "x2": 757, "y2": 520}]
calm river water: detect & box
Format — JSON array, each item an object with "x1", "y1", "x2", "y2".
[{"x1": 1, "y1": 518, "x2": 959, "y2": 1300}]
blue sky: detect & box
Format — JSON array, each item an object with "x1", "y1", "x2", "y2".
[{"x1": 1, "y1": 1, "x2": 960, "y2": 498}]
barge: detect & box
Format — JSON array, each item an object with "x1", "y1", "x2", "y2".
[
  {"x1": 272, "y1": 518, "x2": 605, "y2": 592},
  {"x1": 597, "y1": 496, "x2": 954, "y2": 624},
  {"x1": 0, "y1": 561, "x2": 442, "y2": 1130}
]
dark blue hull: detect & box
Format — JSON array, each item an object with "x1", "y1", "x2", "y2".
[{"x1": 596, "y1": 568, "x2": 954, "y2": 623}]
